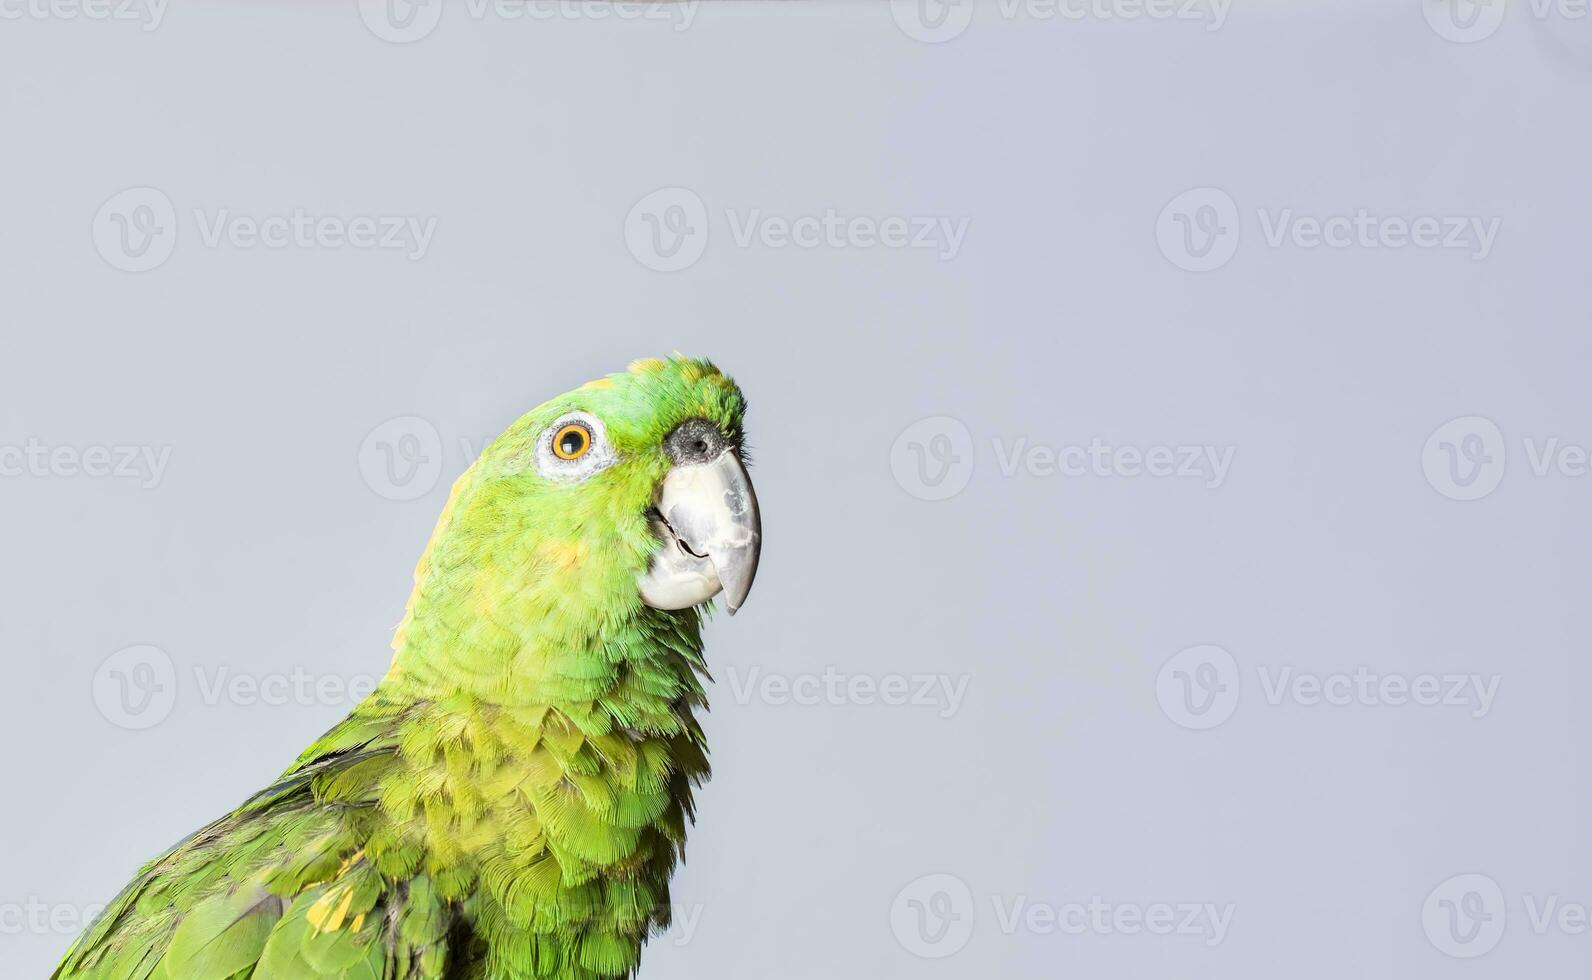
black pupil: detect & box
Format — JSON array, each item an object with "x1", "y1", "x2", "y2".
[{"x1": 560, "y1": 429, "x2": 586, "y2": 456}]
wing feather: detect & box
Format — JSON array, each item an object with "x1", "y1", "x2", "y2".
[{"x1": 54, "y1": 711, "x2": 454, "y2": 980}]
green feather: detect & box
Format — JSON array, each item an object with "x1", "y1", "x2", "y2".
[
  {"x1": 160, "y1": 887, "x2": 281, "y2": 980},
  {"x1": 54, "y1": 356, "x2": 748, "y2": 980}
]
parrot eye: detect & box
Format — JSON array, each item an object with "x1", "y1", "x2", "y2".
[
  {"x1": 535, "y1": 411, "x2": 617, "y2": 483},
  {"x1": 553, "y1": 423, "x2": 592, "y2": 460}
]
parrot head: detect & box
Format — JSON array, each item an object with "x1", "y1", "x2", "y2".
[{"x1": 394, "y1": 355, "x2": 760, "y2": 671}]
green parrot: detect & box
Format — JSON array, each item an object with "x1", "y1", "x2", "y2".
[{"x1": 54, "y1": 355, "x2": 762, "y2": 980}]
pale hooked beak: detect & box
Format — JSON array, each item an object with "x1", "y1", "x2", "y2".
[{"x1": 638, "y1": 450, "x2": 762, "y2": 614}]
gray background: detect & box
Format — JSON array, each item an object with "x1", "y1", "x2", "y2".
[{"x1": 3, "y1": 1, "x2": 1591, "y2": 977}]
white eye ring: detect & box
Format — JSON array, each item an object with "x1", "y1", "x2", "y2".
[{"x1": 534, "y1": 411, "x2": 617, "y2": 482}]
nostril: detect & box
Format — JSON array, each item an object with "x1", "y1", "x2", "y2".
[{"x1": 667, "y1": 419, "x2": 726, "y2": 465}]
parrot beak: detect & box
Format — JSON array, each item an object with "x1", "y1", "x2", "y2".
[{"x1": 638, "y1": 449, "x2": 762, "y2": 614}]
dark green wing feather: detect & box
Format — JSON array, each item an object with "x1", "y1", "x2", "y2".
[{"x1": 53, "y1": 711, "x2": 456, "y2": 980}]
